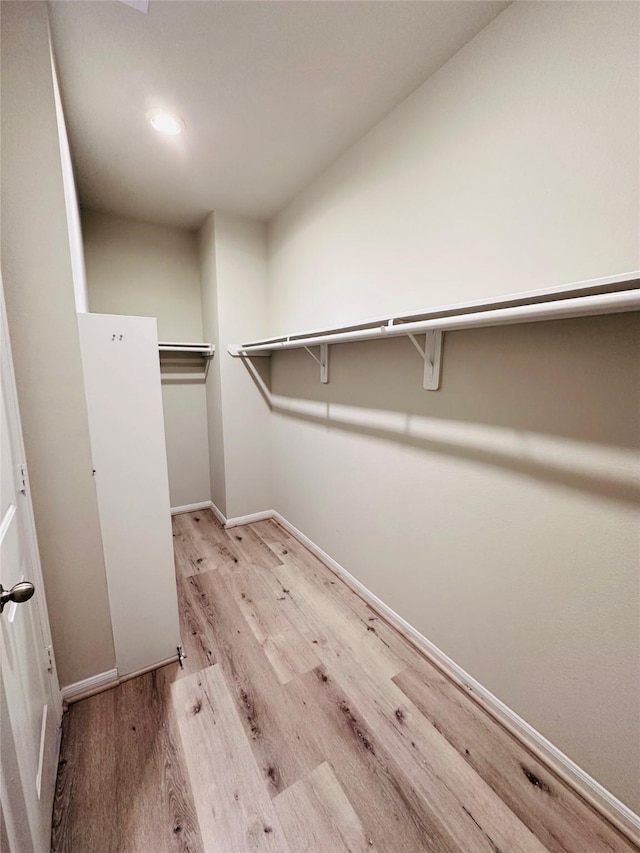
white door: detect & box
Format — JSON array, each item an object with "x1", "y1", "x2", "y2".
[{"x1": 0, "y1": 276, "x2": 62, "y2": 853}]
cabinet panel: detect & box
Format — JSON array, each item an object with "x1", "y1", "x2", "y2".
[{"x1": 78, "y1": 313, "x2": 180, "y2": 675}]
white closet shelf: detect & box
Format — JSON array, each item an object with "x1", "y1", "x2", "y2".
[
  {"x1": 158, "y1": 342, "x2": 215, "y2": 356},
  {"x1": 228, "y1": 271, "x2": 640, "y2": 390}
]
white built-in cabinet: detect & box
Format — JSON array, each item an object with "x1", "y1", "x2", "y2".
[{"x1": 77, "y1": 313, "x2": 181, "y2": 676}]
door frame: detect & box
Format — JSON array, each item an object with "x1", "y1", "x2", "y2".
[
  {"x1": 1, "y1": 272, "x2": 62, "y2": 850},
  {"x1": 0, "y1": 273, "x2": 61, "y2": 716}
]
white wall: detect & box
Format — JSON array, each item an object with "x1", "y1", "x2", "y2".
[
  {"x1": 82, "y1": 209, "x2": 211, "y2": 509},
  {"x1": 270, "y1": 1, "x2": 638, "y2": 331},
  {"x1": 267, "y1": 0, "x2": 640, "y2": 810},
  {"x1": 200, "y1": 212, "x2": 272, "y2": 519},
  {"x1": 199, "y1": 213, "x2": 227, "y2": 515},
  {"x1": 0, "y1": 0, "x2": 115, "y2": 687},
  {"x1": 50, "y1": 45, "x2": 88, "y2": 314}
]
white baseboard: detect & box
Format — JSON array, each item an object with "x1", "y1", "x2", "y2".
[
  {"x1": 270, "y1": 511, "x2": 640, "y2": 843},
  {"x1": 118, "y1": 654, "x2": 179, "y2": 684},
  {"x1": 60, "y1": 654, "x2": 180, "y2": 706},
  {"x1": 208, "y1": 500, "x2": 275, "y2": 530},
  {"x1": 171, "y1": 501, "x2": 213, "y2": 516},
  {"x1": 209, "y1": 500, "x2": 227, "y2": 526},
  {"x1": 61, "y1": 668, "x2": 118, "y2": 704},
  {"x1": 225, "y1": 509, "x2": 275, "y2": 529}
]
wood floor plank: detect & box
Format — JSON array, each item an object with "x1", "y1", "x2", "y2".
[
  {"x1": 266, "y1": 533, "x2": 428, "y2": 672},
  {"x1": 181, "y1": 509, "x2": 228, "y2": 546},
  {"x1": 51, "y1": 688, "x2": 119, "y2": 853},
  {"x1": 251, "y1": 517, "x2": 293, "y2": 545},
  {"x1": 217, "y1": 556, "x2": 321, "y2": 684},
  {"x1": 304, "y1": 646, "x2": 548, "y2": 853},
  {"x1": 225, "y1": 523, "x2": 286, "y2": 571},
  {"x1": 51, "y1": 668, "x2": 202, "y2": 853},
  {"x1": 179, "y1": 511, "x2": 284, "y2": 574},
  {"x1": 273, "y1": 761, "x2": 377, "y2": 853},
  {"x1": 261, "y1": 528, "x2": 638, "y2": 852},
  {"x1": 52, "y1": 514, "x2": 637, "y2": 853},
  {"x1": 183, "y1": 569, "x2": 325, "y2": 796},
  {"x1": 174, "y1": 570, "x2": 217, "y2": 677},
  {"x1": 269, "y1": 555, "x2": 408, "y2": 682},
  {"x1": 172, "y1": 512, "x2": 239, "y2": 576},
  {"x1": 172, "y1": 664, "x2": 289, "y2": 852},
  {"x1": 113, "y1": 670, "x2": 203, "y2": 853},
  {"x1": 286, "y1": 665, "x2": 465, "y2": 853},
  {"x1": 393, "y1": 665, "x2": 637, "y2": 853}
]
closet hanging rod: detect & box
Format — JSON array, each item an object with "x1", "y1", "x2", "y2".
[
  {"x1": 230, "y1": 270, "x2": 640, "y2": 352},
  {"x1": 158, "y1": 342, "x2": 215, "y2": 356},
  {"x1": 228, "y1": 272, "x2": 640, "y2": 357}
]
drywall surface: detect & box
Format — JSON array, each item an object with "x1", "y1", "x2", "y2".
[
  {"x1": 210, "y1": 212, "x2": 272, "y2": 519},
  {"x1": 83, "y1": 210, "x2": 203, "y2": 338},
  {"x1": 270, "y1": 1, "x2": 639, "y2": 331},
  {"x1": 268, "y1": 1, "x2": 640, "y2": 809},
  {"x1": 1, "y1": 0, "x2": 115, "y2": 686},
  {"x1": 199, "y1": 213, "x2": 227, "y2": 515},
  {"x1": 50, "y1": 46, "x2": 88, "y2": 313},
  {"x1": 83, "y1": 209, "x2": 211, "y2": 508}
]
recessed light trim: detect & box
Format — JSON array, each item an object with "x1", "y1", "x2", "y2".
[{"x1": 147, "y1": 110, "x2": 184, "y2": 136}]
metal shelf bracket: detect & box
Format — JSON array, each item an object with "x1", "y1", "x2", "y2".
[
  {"x1": 303, "y1": 343, "x2": 329, "y2": 384},
  {"x1": 408, "y1": 330, "x2": 443, "y2": 390}
]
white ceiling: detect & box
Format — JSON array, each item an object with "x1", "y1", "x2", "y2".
[{"x1": 48, "y1": 0, "x2": 509, "y2": 229}]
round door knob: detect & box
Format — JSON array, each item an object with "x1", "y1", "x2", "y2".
[{"x1": 0, "y1": 581, "x2": 35, "y2": 614}]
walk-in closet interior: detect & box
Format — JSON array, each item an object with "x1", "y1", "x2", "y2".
[{"x1": 1, "y1": 1, "x2": 639, "y2": 850}]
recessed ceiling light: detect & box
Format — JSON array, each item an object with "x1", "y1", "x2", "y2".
[{"x1": 146, "y1": 110, "x2": 184, "y2": 136}]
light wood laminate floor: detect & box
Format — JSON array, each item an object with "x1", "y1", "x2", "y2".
[{"x1": 51, "y1": 510, "x2": 637, "y2": 852}]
